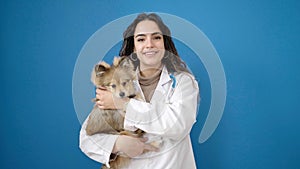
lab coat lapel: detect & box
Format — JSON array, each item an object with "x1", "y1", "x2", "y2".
[{"x1": 151, "y1": 66, "x2": 172, "y2": 102}]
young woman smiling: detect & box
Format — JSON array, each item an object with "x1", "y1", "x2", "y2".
[{"x1": 80, "y1": 13, "x2": 199, "y2": 169}]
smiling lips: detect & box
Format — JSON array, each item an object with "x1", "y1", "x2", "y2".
[{"x1": 143, "y1": 51, "x2": 159, "y2": 56}]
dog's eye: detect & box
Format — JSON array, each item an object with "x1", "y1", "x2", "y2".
[
  {"x1": 111, "y1": 84, "x2": 116, "y2": 88},
  {"x1": 122, "y1": 82, "x2": 127, "y2": 86}
]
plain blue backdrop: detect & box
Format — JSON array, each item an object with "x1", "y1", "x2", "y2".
[{"x1": 1, "y1": 0, "x2": 299, "y2": 169}]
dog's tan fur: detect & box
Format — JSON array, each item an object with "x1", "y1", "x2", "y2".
[{"x1": 86, "y1": 57, "x2": 143, "y2": 169}]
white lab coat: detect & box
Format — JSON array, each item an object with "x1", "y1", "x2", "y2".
[{"x1": 79, "y1": 66, "x2": 199, "y2": 169}]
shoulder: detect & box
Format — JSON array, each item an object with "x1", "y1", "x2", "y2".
[
  {"x1": 173, "y1": 71, "x2": 198, "y2": 89},
  {"x1": 174, "y1": 71, "x2": 196, "y2": 82}
]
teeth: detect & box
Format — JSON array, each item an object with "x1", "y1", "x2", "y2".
[{"x1": 144, "y1": 51, "x2": 157, "y2": 55}]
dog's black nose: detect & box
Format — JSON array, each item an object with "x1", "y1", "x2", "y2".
[{"x1": 119, "y1": 92, "x2": 125, "y2": 97}]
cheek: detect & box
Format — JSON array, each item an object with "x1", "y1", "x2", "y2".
[
  {"x1": 135, "y1": 49, "x2": 143, "y2": 60},
  {"x1": 157, "y1": 40, "x2": 165, "y2": 48},
  {"x1": 133, "y1": 40, "x2": 140, "y2": 51},
  {"x1": 134, "y1": 44, "x2": 142, "y2": 53}
]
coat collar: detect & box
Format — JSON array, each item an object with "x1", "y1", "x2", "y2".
[
  {"x1": 150, "y1": 66, "x2": 172, "y2": 102},
  {"x1": 158, "y1": 66, "x2": 172, "y2": 87},
  {"x1": 135, "y1": 65, "x2": 173, "y2": 102}
]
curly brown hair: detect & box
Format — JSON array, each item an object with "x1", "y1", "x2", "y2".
[{"x1": 119, "y1": 13, "x2": 190, "y2": 74}]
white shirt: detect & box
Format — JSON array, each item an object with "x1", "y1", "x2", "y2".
[{"x1": 80, "y1": 66, "x2": 199, "y2": 169}]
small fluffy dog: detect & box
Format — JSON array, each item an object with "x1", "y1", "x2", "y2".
[{"x1": 86, "y1": 57, "x2": 143, "y2": 169}]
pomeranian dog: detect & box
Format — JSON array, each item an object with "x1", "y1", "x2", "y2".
[{"x1": 86, "y1": 57, "x2": 143, "y2": 169}]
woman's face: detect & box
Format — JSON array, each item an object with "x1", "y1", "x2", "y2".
[{"x1": 133, "y1": 20, "x2": 165, "y2": 70}]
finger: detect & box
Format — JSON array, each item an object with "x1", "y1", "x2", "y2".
[
  {"x1": 139, "y1": 137, "x2": 148, "y2": 142},
  {"x1": 96, "y1": 88, "x2": 102, "y2": 95},
  {"x1": 97, "y1": 100, "x2": 104, "y2": 107},
  {"x1": 95, "y1": 94, "x2": 101, "y2": 100},
  {"x1": 98, "y1": 86, "x2": 107, "y2": 90},
  {"x1": 98, "y1": 105, "x2": 105, "y2": 109},
  {"x1": 143, "y1": 144, "x2": 159, "y2": 152}
]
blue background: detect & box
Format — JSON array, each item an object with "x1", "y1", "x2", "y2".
[{"x1": 1, "y1": 0, "x2": 299, "y2": 169}]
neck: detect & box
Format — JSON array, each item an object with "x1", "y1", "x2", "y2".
[{"x1": 139, "y1": 64, "x2": 162, "y2": 77}]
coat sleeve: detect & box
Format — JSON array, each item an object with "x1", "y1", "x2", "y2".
[
  {"x1": 124, "y1": 73, "x2": 199, "y2": 141},
  {"x1": 79, "y1": 116, "x2": 118, "y2": 168}
]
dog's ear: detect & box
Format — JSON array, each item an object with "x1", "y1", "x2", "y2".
[
  {"x1": 118, "y1": 57, "x2": 134, "y2": 70},
  {"x1": 99, "y1": 61, "x2": 110, "y2": 69},
  {"x1": 91, "y1": 62, "x2": 111, "y2": 85},
  {"x1": 94, "y1": 64, "x2": 107, "y2": 77},
  {"x1": 113, "y1": 57, "x2": 121, "y2": 67}
]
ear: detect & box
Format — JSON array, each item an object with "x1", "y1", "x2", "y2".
[
  {"x1": 118, "y1": 57, "x2": 134, "y2": 70},
  {"x1": 94, "y1": 62, "x2": 109, "y2": 77},
  {"x1": 99, "y1": 61, "x2": 110, "y2": 69},
  {"x1": 113, "y1": 57, "x2": 121, "y2": 67},
  {"x1": 91, "y1": 63, "x2": 108, "y2": 85}
]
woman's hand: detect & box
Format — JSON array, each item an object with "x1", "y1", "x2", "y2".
[
  {"x1": 96, "y1": 87, "x2": 129, "y2": 110},
  {"x1": 113, "y1": 135, "x2": 158, "y2": 158}
]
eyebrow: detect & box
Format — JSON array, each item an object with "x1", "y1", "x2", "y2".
[{"x1": 134, "y1": 32, "x2": 163, "y2": 38}]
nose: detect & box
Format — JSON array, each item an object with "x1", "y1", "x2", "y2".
[
  {"x1": 119, "y1": 92, "x2": 125, "y2": 98},
  {"x1": 145, "y1": 37, "x2": 153, "y2": 48}
]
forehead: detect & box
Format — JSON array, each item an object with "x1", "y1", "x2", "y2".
[{"x1": 134, "y1": 20, "x2": 162, "y2": 35}]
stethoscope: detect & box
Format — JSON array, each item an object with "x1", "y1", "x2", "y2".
[
  {"x1": 169, "y1": 74, "x2": 176, "y2": 89},
  {"x1": 167, "y1": 74, "x2": 176, "y2": 101}
]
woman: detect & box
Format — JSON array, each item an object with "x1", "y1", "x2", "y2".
[{"x1": 80, "y1": 13, "x2": 199, "y2": 169}]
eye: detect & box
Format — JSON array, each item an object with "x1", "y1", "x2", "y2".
[
  {"x1": 122, "y1": 82, "x2": 127, "y2": 86},
  {"x1": 153, "y1": 35, "x2": 162, "y2": 40},
  {"x1": 111, "y1": 84, "x2": 116, "y2": 88},
  {"x1": 137, "y1": 38, "x2": 145, "y2": 42}
]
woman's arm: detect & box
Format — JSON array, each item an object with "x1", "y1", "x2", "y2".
[
  {"x1": 124, "y1": 73, "x2": 199, "y2": 141},
  {"x1": 79, "y1": 118, "x2": 118, "y2": 166},
  {"x1": 80, "y1": 94, "x2": 158, "y2": 166}
]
